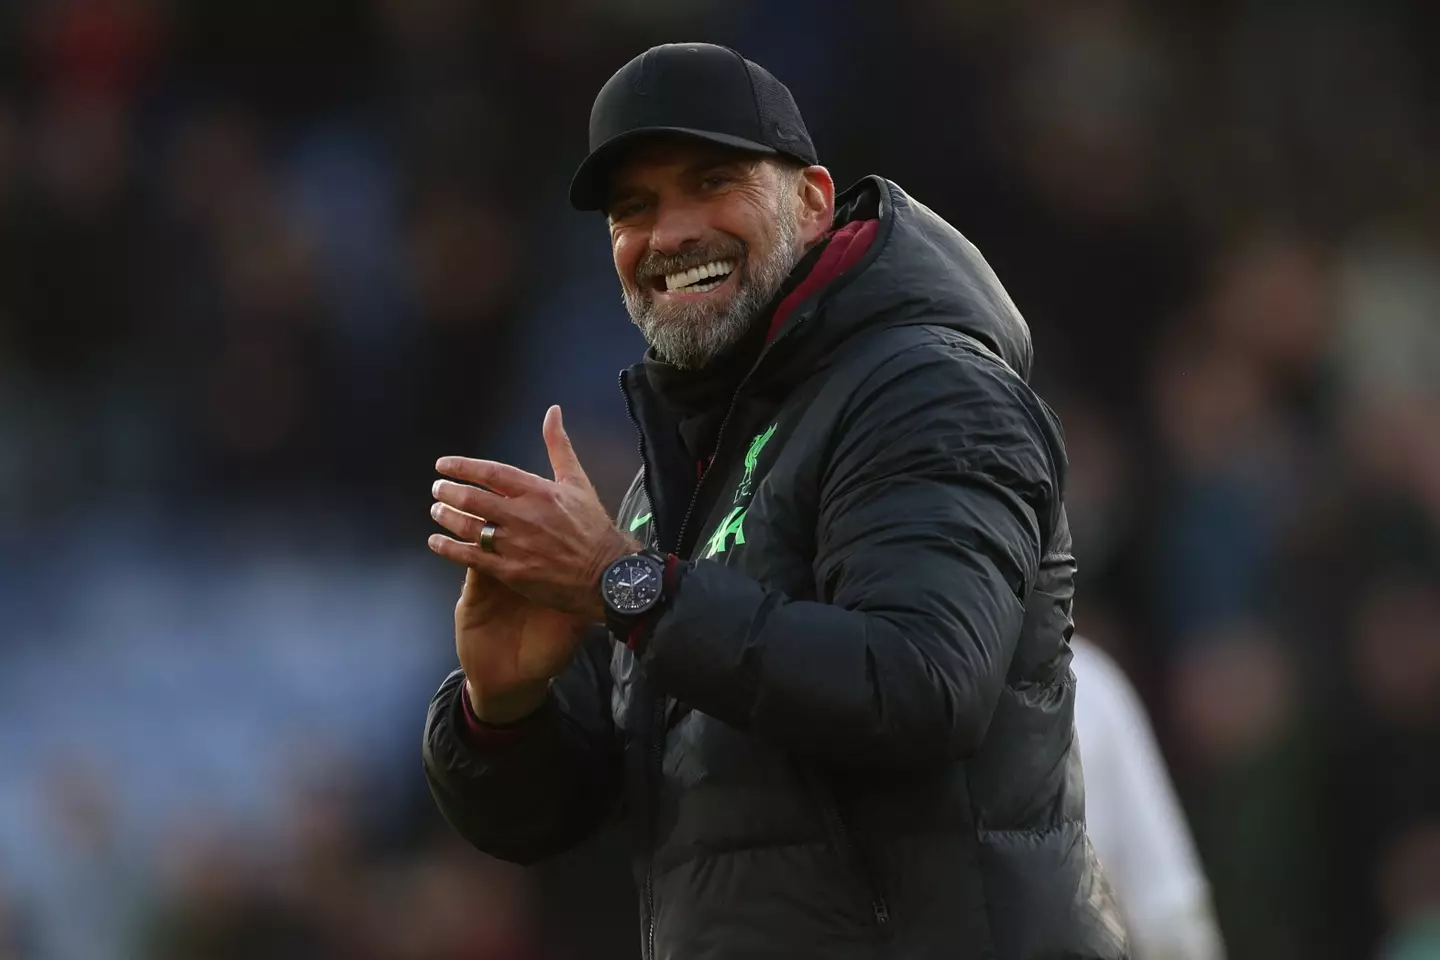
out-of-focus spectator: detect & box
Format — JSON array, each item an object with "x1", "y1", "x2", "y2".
[
  {"x1": 1072, "y1": 636, "x2": 1225, "y2": 960},
  {"x1": 362, "y1": 840, "x2": 544, "y2": 960},
  {"x1": 142, "y1": 817, "x2": 333, "y2": 960},
  {"x1": 1376, "y1": 823, "x2": 1440, "y2": 960}
]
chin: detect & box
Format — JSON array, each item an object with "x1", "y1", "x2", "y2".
[{"x1": 653, "y1": 297, "x2": 730, "y2": 328}]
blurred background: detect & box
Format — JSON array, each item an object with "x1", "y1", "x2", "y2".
[{"x1": 0, "y1": 0, "x2": 1436, "y2": 957}]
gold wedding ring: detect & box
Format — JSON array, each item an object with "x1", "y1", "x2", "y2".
[{"x1": 478, "y1": 522, "x2": 499, "y2": 553}]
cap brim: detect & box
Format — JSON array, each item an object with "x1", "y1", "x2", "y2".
[{"x1": 568, "y1": 127, "x2": 780, "y2": 211}]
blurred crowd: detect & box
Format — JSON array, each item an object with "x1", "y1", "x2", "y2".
[{"x1": 0, "y1": 0, "x2": 1437, "y2": 958}]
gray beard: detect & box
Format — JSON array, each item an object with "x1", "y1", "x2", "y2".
[{"x1": 623, "y1": 211, "x2": 801, "y2": 370}]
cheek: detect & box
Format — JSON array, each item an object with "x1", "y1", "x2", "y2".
[
  {"x1": 728, "y1": 199, "x2": 781, "y2": 259},
  {"x1": 612, "y1": 233, "x2": 644, "y2": 291}
]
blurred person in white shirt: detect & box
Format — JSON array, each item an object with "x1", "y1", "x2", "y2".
[{"x1": 1072, "y1": 636, "x2": 1227, "y2": 960}]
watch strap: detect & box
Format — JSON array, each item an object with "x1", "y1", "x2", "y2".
[{"x1": 623, "y1": 553, "x2": 685, "y2": 652}]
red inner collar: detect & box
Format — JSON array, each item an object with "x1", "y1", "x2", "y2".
[{"x1": 765, "y1": 218, "x2": 880, "y2": 343}]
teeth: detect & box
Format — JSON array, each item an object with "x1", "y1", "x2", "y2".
[{"x1": 664, "y1": 259, "x2": 733, "y2": 292}]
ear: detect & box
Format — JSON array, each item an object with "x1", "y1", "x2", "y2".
[{"x1": 794, "y1": 165, "x2": 836, "y2": 246}]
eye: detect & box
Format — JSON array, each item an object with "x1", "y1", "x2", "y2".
[
  {"x1": 609, "y1": 198, "x2": 650, "y2": 222},
  {"x1": 700, "y1": 172, "x2": 733, "y2": 190}
]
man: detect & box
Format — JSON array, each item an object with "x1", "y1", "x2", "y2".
[
  {"x1": 422, "y1": 43, "x2": 1127, "y2": 960},
  {"x1": 1071, "y1": 637, "x2": 1226, "y2": 959}
]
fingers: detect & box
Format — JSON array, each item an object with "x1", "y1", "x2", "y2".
[
  {"x1": 432, "y1": 478, "x2": 508, "y2": 520},
  {"x1": 543, "y1": 405, "x2": 589, "y2": 488},
  {"x1": 429, "y1": 532, "x2": 480, "y2": 565},
  {"x1": 429, "y1": 532, "x2": 503, "y2": 571},
  {"x1": 429, "y1": 501, "x2": 492, "y2": 543},
  {"x1": 435, "y1": 456, "x2": 541, "y2": 495}
]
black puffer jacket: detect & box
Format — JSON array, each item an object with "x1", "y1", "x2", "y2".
[{"x1": 424, "y1": 177, "x2": 1129, "y2": 960}]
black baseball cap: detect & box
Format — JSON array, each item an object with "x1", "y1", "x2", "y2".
[{"x1": 569, "y1": 43, "x2": 818, "y2": 211}]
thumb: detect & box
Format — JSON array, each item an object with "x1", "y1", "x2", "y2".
[{"x1": 543, "y1": 405, "x2": 587, "y2": 486}]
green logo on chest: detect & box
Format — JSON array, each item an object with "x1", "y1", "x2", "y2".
[
  {"x1": 701, "y1": 423, "x2": 778, "y2": 560},
  {"x1": 736, "y1": 423, "x2": 777, "y2": 504}
]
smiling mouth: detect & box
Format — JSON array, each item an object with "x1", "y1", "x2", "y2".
[{"x1": 649, "y1": 258, "x2": 737, "y2": 295}]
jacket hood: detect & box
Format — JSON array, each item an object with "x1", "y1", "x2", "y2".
[{"x1": 777, "y1": 176, "x2": 1034, "y2": 381}]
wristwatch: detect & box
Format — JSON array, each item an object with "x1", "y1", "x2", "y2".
[{"x1": 600, "y1": 549, "x2": 674, "y2": 645}]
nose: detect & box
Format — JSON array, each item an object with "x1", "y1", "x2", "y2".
[{"x1": 648, "y1": 197, "x2": 708, "y2": 255}]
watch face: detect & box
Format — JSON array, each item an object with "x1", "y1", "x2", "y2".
[{"x1": 603, "y1": 555, "x2": 663, "y2": 615}]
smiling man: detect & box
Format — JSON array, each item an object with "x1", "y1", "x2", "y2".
[
  {"x1": 609, "y1": 139, "x2": 812, "y2": 370},
  {"x1": 422, "y1": 43, "x2": 1128, "y2": 960}
]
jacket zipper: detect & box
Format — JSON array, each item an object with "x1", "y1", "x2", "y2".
[
  {"x1": 624, "y1": 306, "x2": 821, "y2": 960},
  {"x1": 621, "y1": 371, "x2": 667, "y2": 960},
  {"x1": 641, "y1": 321, "x2": 811, "y2": 959},
  {"x1": 819, "y1": 797, "x2": 891, "y2": 928},
  {"x1": 642, "y1": 388, "x2": 731, "y2": 960},
  {"x1": 673, "y1": 399, "x2": 736, "y2": 556},
  {"x1": 633, "y1": 381, "x2": 741, "y2": 960},
  {"x1": 645, "y1": 695, "x2": 665, "y2": 960}
]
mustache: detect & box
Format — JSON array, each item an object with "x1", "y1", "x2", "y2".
[{"x1": 635, "y1": 242, "x2": 747, "y2": 285}]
